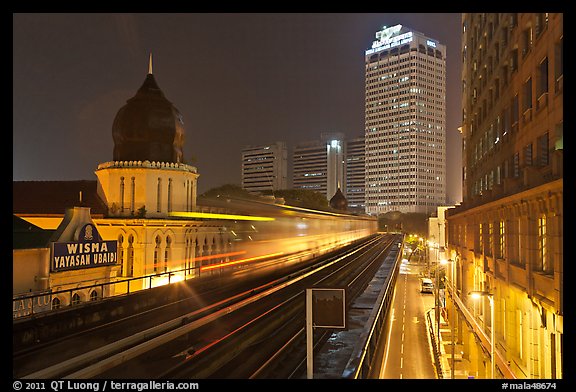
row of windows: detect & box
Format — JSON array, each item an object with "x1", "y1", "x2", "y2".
[
  {"x1": 450, "y1": 214, "x2": 553, "y2": 274},
  {"x1": 367, "y1": 45, "x2": 444, "y2": 62},
  {"x1": 118, "y1": 176, "x2": 195, "y2": 215},
  {"x1": 464, "y1": 20, "x2": 562, "y2": 135},
  {"x1": 470, "y1": 131, "x2": 551, "y2": 197},
  {"x1": 118, "y1": 232, "x2": 233, "y2": 277},
  {"x1": 467, "y1": 45, "x2": 562, "y2": 138},
  {"x1": 366, "y1": 104, "x2": 443, "y2": 115},
  {"x1": 365, "y1": 123, "x2": 444, "y2": 133},
  {"x1": 243, "y1": 156, "x2": 277, "y2": 162},
  {"x1": 366, "y1": 58, "x2": 444, "y2": 77},
  {"x1": 51, "y1": 290, "x2": 101, "y2": 310}
]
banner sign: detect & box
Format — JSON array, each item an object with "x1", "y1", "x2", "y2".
[{"x1": 51, "y1": 224, "x2": 118, "y2": 272}]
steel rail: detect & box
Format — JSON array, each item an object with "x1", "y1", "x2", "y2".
[
  {"x1": 158, "y1": 235, "x2": 392, "y2": 378},
  {"x1": 243, "y1": 236, "x2": 397, "y2": 379}
]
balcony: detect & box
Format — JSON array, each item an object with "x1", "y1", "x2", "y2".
[
  {"x1": 522, "y1": 108, "x2": 532, "y2": 123},
  {"x1": 523, "y1": 165, "x2": 544, "y2": 188},
  {"x1": 503, "y1": 176, "x2": 522, "y2": 195},
  {"x1": 532, "y1": 271, "x2": 556, "y2": 304},
  {"x1": 496, "y1": 258, "x2": 508, "y2": 281},
  {"x1": 536, "y1": 92, "x2": 548, "y2": 111},
  {"x1": 509, "y1": 263, "x2": 528, "y2": 290},
  {"x1": 555, "y1": 75, "x2": 563, "y2": 94},
  {"x1": 484, "y1": 255, "x2": 495, "y2": 275}
]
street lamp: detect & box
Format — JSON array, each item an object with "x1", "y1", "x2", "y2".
[
  {"x1": 468, "y1": 290, "x2": 495, "y2": 379},
  {"x1": 441, "y1": 258, "x2": 455, "y2": 379},
  {"x1": 435, "y1": 252, "x2": 440, "y2": 353},
  {"x1": 434, "y1": 241, "x2": 442, "y2": 355}
]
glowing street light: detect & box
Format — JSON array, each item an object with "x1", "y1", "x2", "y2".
[
  {"x1": 441, "y1": 258, "x2": 455, "y2": 379},
  {"x1": 468, "y1": 290, "x2": 495, "y2": 379}
]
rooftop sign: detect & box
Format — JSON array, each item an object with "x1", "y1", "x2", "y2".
[{"x1": 366, "y1": 25, "x2": 414, "y2": 55}]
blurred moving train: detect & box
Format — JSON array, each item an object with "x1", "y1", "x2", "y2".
[
  {"x1": 171, "y1": 197, "x2": 378, "y2": 277},
  {"x1": 13, "y1": 196, "x2": 377, "y2": 318}
]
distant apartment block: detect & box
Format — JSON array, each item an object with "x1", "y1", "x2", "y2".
[
  {"x1": 241, "y1": 142, "x2": 287, "y2": 194},
  {"x1": 293, "y1": 133, "x2": 366, "y2": 209},
  {"x1": 293, "y1": 132, "x2": 344, "y2": 200},
  {"x1": 346, "y1": 136, "x2": 366, "y2": 211}
]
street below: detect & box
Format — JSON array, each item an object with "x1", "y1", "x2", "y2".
[{"x1": 379, "y1": 255, "x2": 436, "y2": 379}]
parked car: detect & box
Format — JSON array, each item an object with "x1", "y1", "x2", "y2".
[{"x1": 420, "y1": 278, "x2": 434, "y2": 293}]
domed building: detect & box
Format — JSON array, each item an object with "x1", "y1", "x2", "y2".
[
  {"x1": 96, "y1": 60, "x2": 199, "y2": 219},
  {"x1": 112, "y1": 68, "x2": 184, "y2": 164},
  {"x1": 329, "y1": 188, "x2": 348, "y2": 211},
  {"x1": 13, "y1": 58, "x2": 235, "y2": 315}
]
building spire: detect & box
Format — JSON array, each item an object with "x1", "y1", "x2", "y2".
[{"x1": 148, "y1": 53, "x2": 153, "y2": 74}]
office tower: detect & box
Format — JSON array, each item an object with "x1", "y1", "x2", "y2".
[
  {"x1": 241, "y1": 142, "x2": 288, "y2": 194},
  {"x1": 293, "y1": 132, "x2": 346, "y2": 200},
  {"x1": 346, "y1": 136, "x2": 366, "y2": 212},
  {"x1": 364, "y1": 24, "x2": 446, "y2": 215},
  {"x1": 447, "y1": 13, "x2": 563, "y2": 379}
]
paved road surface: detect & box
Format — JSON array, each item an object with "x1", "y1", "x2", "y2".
[{"x1": 379, "y1": 258, "x2": 437, "y2": 379}]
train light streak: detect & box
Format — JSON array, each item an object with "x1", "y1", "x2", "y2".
[
  {"x1": 200, "y1": 252, "x2": 284, "y2": 272},
  {"x1": 168, "y1": 211, "x2": 275, "y2": 221},
  {"x1": 148, "y1": 251, "x2": 248, "y2": 271},
  {"x1": 194, "y1": 251, "x2": 246, "y2": 262}
]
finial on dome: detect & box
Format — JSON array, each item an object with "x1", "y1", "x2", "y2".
[{"x1": 148, "y1": 53, "x2": 153, "y2": 74}]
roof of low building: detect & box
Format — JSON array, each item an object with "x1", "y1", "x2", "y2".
[
  {"x1": 13, "y1": 180, "x2": 107, "y2": 216},
  {"x1": 13, "y1": 215, "x2": 54, "y2": 249}
]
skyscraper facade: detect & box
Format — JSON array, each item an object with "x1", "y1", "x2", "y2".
[
  {"x1": 293, "y1": 132, "x2": 346, "y2": 201},
  {"x1": 364, "y1": 24, "x2": 446, "y2": 215},
  {"x1": 345, "y1": 136, "x2": 366, "y2": 212},
  {"x1": 241, "y1": 142, "x2": 288, "y2": 194},
  {"x1": 446, "y1": 13, "x2": 563, "y2": 379}
]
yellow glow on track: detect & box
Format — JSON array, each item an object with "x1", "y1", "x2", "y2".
[
  {"x1": 194, "y1": 251, "x2": 247, "y2": 262},
  {"x1": 168, "y1": 211, "x2": 275, "y2": 221},
  {"x1": 200, "y1": 252, "x2": 284, "y2": 271}
]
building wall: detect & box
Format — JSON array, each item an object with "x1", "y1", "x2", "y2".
[
  {"x1": 346, "y1": 137, "x2": 366, "y2": 211},
  {"x1": 447, "y1": 180, "x2": 562, "y2": 378},
  {"x1": 427, "y1": 206, "x2": 454, "y2": 266},
  {"x1": 448, "y1": 13, "x2": 563, "y2": 379},
  {"x1": 13, "y1": 215, "x2": 233, "y2": 317},
  {"x1": 293, "y1": 133, "x2": 347, "y2": 200},
  {"x1": 96, "y1": 219, "x2": 233, "y2": 294},
  {"x1": 13, "y1": 248, "x2": 50, "y2": 295},
  {"x1": 460, "y1": 13, "x2": 563, "y2": 206},
  {"x1": 241, "y1": 142, "x2": 288, "y2": 193},
  {"x1": 95, "y1": 161, "x2": 199, "y2": 218}
]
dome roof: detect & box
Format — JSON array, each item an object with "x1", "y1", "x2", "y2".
[
  {"x1": 329, "y1": 188, "x2": 348, "y2": 211},
  {"x1": 112, "y1": 69, "x2": 185, "y2": 164}
]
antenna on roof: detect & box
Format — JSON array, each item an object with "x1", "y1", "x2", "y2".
[{"x1": 148, "y1": 53, "x2": 153, "y2": 75}]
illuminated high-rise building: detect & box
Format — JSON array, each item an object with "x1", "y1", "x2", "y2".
[{"x1": 364, "y1": 24, "x2": 446, "y2": 214}]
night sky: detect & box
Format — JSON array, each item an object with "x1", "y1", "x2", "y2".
[{"x1": 13, "y1": 13, "x2": 462, "y2": 203}]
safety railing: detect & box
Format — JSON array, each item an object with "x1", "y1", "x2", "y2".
[
  {"x1": 13, "y1": 266, "x2": 201, "y2": 320},
  {"x1": 341, "y1": 238, "x2": 404, "y2": 379}
]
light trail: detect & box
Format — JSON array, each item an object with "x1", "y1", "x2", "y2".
[
  {"x1": 194, "y1": 251, "x2": 247, "y2": 262},
  {"x1": 200, "y1": 252, "x2": 284, "y2": 272},
  {"x1": 167, "y1": 211, "x2": 275, "y2": 221}
]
